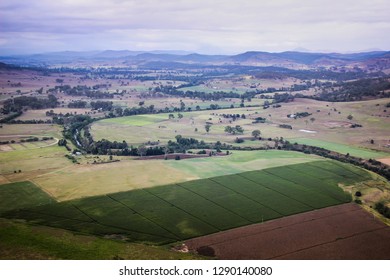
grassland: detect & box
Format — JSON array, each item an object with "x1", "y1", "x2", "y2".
[
  {"x1": 0, "y1": 124, "x2": 63, "y2": 140},
  {"x1": 0, "y1": 145, "x2": 71, "y2": 184},
  {"x1": 101, "y1": 113, "x2": 172, "y2": 126},
  {"x1": 91, "y1": 98, "x2": 390, "y2": 158},
  {"x1": 0, "y1": 219, "x2": 202, "y2": 260},
  {"x1": 288, "y1": 138, "x2": 388, "y2": 158},
  {"x1": 2, "y1": 161, "x2": 371, "y2": 245},
  {"x1": 31, "y1": 150, "x2": 321, "y2": 201}
]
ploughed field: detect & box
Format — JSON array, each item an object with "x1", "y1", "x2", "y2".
[
  {"x1": 0, "y1": 161, "x2": 371, "y2": 245},
  {"x1": 185, "y1": 203, "x2": 390, "y2": 259}
]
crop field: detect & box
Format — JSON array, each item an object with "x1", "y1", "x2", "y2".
[
  {"x1": 185, "y1": 203, "x2": 390, "y2": 259},
  {"x1": 1, "y1": 161, "x2": 370, "y2": 245},
  {"x1": 0, "y1": 181, "x2": 55, "y2": 214},
  {"x1": 30, "y1": 150, "x2": 321, "y2": 201}
]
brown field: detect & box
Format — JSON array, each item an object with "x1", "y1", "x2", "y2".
[
  {"x1": 185, "y1": 203, "x2": 390, "y2": 259},
  {"x1": 378, "y1": 157, "x2": 390, "y2": 166}
]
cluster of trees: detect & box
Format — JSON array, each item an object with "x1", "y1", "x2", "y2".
[
  {"x1": 314, "y1": 77, "x2": 390, "y2": 102},
  {"x1": 90, "y1": 101, "x2": 113, "y2": 111},
  {"x1": 252, "y1": 117, "x2": 266, "y2": 123},
  {"x1": 2, "y1": 95, "x2": 58, "y2": 114},
  {"x1": 287, "y1": 112, "x2": 312, "y2": 119},
  {"x1": 167, "y1": 135, "x2": 204, "y2": 153},
  {"x1": 155, "y1": 85, "x2": 264, "y2": 101},
  {"x1": 48, "y1": 85, "x2": 117, "y2": 99},
  {"x1": 375, "y1": 202, "x2": 390, "y2": 219},
  {"x1": 224, "y1": 125, "x2": 244, "y2": 134},
  {"x1": 221, "y1": 113, "x2": 246, "y2": 121},
  {"x1": 0, "y1": 111, "x2": 22, "y2": 123},
  {"x1": 272, "y1": 93, "x2": 295, "y2": 103},
  {"x1": 253, "y1": 68, "x2": 374, "y2": 82},
  {"x1": 279, "y1": 124, "x2": 292, "y2": 129},
  {"x1": 68, "y1": 100, "x2": 87, "y2": 108},
  {"x1": 7, "y1": 119, "x2": 53, "y2": 124}
]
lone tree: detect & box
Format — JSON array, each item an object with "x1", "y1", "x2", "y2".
[
  {"x1": 205, "y1": 124, "x2": 211, "y2": 133},
  {"x1": 252, "y1": 129, "x2": 261, "y2": 139},
  {"x1": 347, "y1": 114, "x2": 353, "y2": 120}
]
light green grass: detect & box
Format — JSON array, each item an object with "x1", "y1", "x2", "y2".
[
  {"x1": 0, "y1": 145, "x2": 70, "y2": 175},
  {"x1": 0, "y1": 219, "x2": 202, "y2": 260},
  {"x1": 101, "y1": 114, "x2": 171, "y2": 126},
  {"x1": 165, "y1": 150, "x2": 322, "y2": 178},
  {"x1": 288, "y1": 138, "x2": 389, "y2": 159}
]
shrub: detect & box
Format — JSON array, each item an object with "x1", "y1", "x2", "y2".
[
  {"x1": 355, "y1": 191, "x2": 362, "y2": 197},
  {"x1": 354, "y1": 199, "x2": 362, "y2": 204}
]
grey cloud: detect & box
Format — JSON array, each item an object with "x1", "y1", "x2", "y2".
[{"x1": 0, "y1": 0, "x2": 389, "y2": 54}]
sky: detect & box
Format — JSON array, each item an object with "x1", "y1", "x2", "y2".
[{"x1": 0, "y1": 0, "x2": 389, "y2": 55}]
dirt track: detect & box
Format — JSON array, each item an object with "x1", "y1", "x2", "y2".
[{"x1": 185, "y1": 203, "x2": 390, "y2": 259}]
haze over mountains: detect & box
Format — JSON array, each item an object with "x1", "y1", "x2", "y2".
[{"x1": 1, "y1": 50, "x2": 390, "y2": 69}]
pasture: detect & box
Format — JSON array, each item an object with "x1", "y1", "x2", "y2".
[
  {"x1": 91, "y1": 98, "x2": 390, "y2": 158},
  {"x1": 2, "y1": 161, "x2": 370, "y2": 245},
  {"x1": 31, "y1": 150, "x2": 321, "y2": 201},
  {"x1": 0, "y1": 218, "x2": 202, "y2": 260}
]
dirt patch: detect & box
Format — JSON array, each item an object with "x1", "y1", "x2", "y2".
[
  {"x1": 323, "y1": 121, "x2": 352, "y2": 128},
  {"x1": 104, "y1": 234, "x2": 129, "y2": 242},
  {"x1": 0, "y1": 145, "x2": 13, "y2": 152},
  {"x1": 185, "y1": 203, "x2": 390, "y2": 259},
  {"x1": 171, "y1": 243, "x2": 189, "y2": 253},
  {"x1": 378, "y1": 157, "x2": 390, "y2": 166}
]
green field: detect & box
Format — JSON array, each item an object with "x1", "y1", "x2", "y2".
[
  {"x1": 2, "y1": 161, "x2": 370, "y2": 245},
  {"x1": 101, "y1": 113, "x2": 171, "y2": 126},
  {"x1": 0, "y1": 218, "x2": 202, "y2": 260},
  {"x1": 288, "y1": 138, "x2": 388, "y2": 159},
  {"x1": 31, "y1": 150, "x2": 321, "y2": 201},
  {"x1": 165, "y1": 150, "x2": 321, "y2": 178},
  {"x1": 0, "y1": 181, "x2": 55, "y2": 214}
]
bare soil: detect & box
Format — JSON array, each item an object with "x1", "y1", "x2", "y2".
[
  {"x1": 378, "y1": 157, "x2": 390, "y2": 166},
  {"x1": 185, "y1": 203, "x2": 390, "y2": 259}
]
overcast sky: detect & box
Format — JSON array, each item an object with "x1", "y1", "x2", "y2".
[{"x1": 0, "y1": 0, "x2": 389, "y2": 55}]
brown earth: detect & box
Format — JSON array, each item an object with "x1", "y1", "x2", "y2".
[
  {"x1": 378, "y1": 157, "x2": 390, "y2": 166},
  {"x1": 185, "y1": 203, "x2": 390, "y2": 259}
]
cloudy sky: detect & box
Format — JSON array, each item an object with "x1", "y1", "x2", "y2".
[{"x1": 0, "y1": 0, "x2": 389, "y2": 55}]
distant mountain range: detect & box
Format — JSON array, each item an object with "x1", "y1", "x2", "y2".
[{"x1": 1, "y1": 50, "x2": 389, "y2": 70}]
